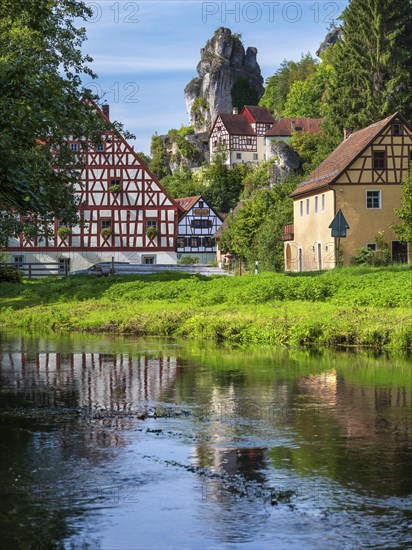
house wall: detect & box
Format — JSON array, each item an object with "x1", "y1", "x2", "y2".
[
  {"x1": 177, "y1": 198, "x2": 222, "y2": 262},
  {"x1": 286, "y1": 189, "x2": 336, "y2": 271},
  {"x1": 286, "y1": 117, "x2": 412, "y2": 271}
]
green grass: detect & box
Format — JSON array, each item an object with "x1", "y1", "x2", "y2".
[{"x1": 0, "y1": 266, "x2": 411, "y2": 352}]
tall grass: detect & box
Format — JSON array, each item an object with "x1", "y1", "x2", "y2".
[{"x1": 0, "y1": 266, "x2": 411, "y2": 351}]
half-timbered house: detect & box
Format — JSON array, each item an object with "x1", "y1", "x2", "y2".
[
  {"x1": 283, "y1": 112, "x2": 412, "y2": 271},
  {"x1": 265, "y1": 117, "x2": 323, "y2": 159},
  {"x1": 6, "y1": 104, "x2": 179, "y2": 273},
  {"x1": 209, "y1": 105, "x2": 275, "y2": 167},
  {"x1": 176, "y1": 196, "x2": 223, "y2": 263}
]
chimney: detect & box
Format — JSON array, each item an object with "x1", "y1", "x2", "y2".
[
  {"x1": 344, "y1": 127, "x2": 352, "y2": 140},
  {"x1": 102, "y1": 104, "x2": 110, "y2": 120},
  {"x1": 232, "y1": 107, "x2": 239, "y2": 115}
]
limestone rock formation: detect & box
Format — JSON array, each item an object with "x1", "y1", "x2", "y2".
[
  {"x1": 184, "y1": 28, "x2": 264, "y2": 133},
  {"x1": 316, "y1": 26, "x2": 342, "y2": 57},
  {"x1": 268, "y1": 141, "x2": 302, "y2": 185}
]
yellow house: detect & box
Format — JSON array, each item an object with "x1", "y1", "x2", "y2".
[{"x1": 283, "y1": 113, "x2": 412, "y2": 271}]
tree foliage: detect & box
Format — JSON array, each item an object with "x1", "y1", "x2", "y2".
[
  {"x1": 231, "y1": 76, "x2": 260, "y2": 111},
  {"x1": 324, "y1": 0, "x2": 412, "y2": 134},
  {"x1": 0, "y1": 0, "x2": 107, "y2": 241},
  {"x1": 219, "y1": 178, "x2": 298, "y2": 270},
  {"x1": 259, "y1": 53, "x2": 319, "y2": 117},
  {"x1": 149, "y1": 133, "x2": 170, "y2": 179},
  {"x1": 392, "y1": 169, "x2": 412, "y2": 243}
]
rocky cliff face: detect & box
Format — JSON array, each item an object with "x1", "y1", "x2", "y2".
[
  {"x1": 184, "y1": 28, "x2": 264, "y2": 133},
  {"x1": 316, "y1": 26, "x2": 342, "y2": 56}
]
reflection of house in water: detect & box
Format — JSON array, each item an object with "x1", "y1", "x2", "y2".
[{"x1": 0, "y1": 351, "x2": 178, "y2": 412}]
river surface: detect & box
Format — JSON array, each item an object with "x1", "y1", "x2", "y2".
[{"x1": 0, "y1": 332, "x2": 411, "y2": 549}]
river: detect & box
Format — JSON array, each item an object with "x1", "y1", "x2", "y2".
[{"x1": 0, "y1": 332, "x2": 411, "y2": 549}]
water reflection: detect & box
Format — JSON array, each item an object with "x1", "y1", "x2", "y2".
[{"x1": 0, "y1": 333, "x2": 411, "y2": 549}]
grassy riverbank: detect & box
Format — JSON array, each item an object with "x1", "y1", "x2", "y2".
[{"x1": 0, "y1": 266, "x2": 411, "y2": 351}]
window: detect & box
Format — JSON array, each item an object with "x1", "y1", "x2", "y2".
[
  {"x1": 110, "y1": 178, "x2": 122, "y2": 188},
  {"x1": 142, "y1": 255, "x2": 156, "y2": 265},
  {"x1": 13, "y1": 256, "x2": 24, "y2": 269},
  {"x1": 300, "y1": 201, "x2": 303, "y2": 217},
  {"x1": 96, "y1": 143, "x2": 105, "y2": 152},
  {"x1": 366, "y1": 243, "x2": 376, "y2": 251},
  {"x1": 198, "y1": 201, "x2": 204, "y2": 208},
  {"x1": 253, "y1": 153, "x2": 258, "y2": 160},
  {"x1": 101, "y1": 219, "x2": 112, "y2": 229},
  {"x1": 306, "y1": 198, "x2": 310, "y2": 215},
  {"x1": 203, "y1": 237, "x2": 215, "y2": 247},
  {"x1": 373, "y1": 151, "x2": 386, "y2": 170},
  {"x1": 177, "y1": 237, "x2": 186, "y2": 248},
  {"x1": 146, "y1": 220, "x2": 157, "y2": 229},
  {"x1": 392, "y1": 123, "x2": 402, "y2": 136},
  {"x1": 366, "y1": 190, "x2": 381, "y2": 209},
  {"x1": 314, "y1": 196, "x2": 318, "y2": 214},
  {"x1": 69, "y1": 143, "x2": 79, "y2": 152},
  {"x1": 190, "y1": 237, "x2": 200, "y2": 247},
  {"x1": 191, "y1": 219, "x2": 212, "y2": 229},
  {"x1": 321, "y1": 194, "x2": 325, "y2": 212},
  {"x1": 236, "y1": 153, "x2": 242, "y2": 160}
]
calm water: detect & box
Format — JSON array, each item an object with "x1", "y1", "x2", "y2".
[{"x1": 0, "y1": 332, "x2": 411, "y2": 550}]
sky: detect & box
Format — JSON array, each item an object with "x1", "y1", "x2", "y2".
[{"x1": 82, "y1": 0, "x2": 349, "y2": 154}]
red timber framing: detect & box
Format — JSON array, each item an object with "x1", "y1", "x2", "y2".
[{"x1": 7, "y1": 102, "x2": 179, "y2": 255}]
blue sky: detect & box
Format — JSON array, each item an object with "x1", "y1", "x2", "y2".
[{"x1": 82, "y1": 1, "x2": 349, "y2": 154}]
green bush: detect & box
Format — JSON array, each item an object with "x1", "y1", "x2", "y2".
[
  {"x1": 177, "y1": 256, "x2": 200, "y2": 265},
  {"x1": 0, "y1": 265, "x2": 23, "y2": 283}
]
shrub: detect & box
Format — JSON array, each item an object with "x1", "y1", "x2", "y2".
[
  {"x1": 178, "y1": 256, "x2": 200, "y2": 265},
  {"x1": 0, "y1": 265, "x2": 23, "y2": 283}
]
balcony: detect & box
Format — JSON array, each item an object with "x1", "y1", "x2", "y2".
[{"x1": 282, "y1": 223, "x2": 294, "y2": 241}]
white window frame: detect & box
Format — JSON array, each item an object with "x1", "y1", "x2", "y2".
[{"x1": 366, "y1": 190, "x2": 381, "y2": 209}]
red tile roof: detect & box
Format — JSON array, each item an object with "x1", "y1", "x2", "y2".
[
  {"x1": 218, "y1": 114, "x2": 255, "y2": 136},
  {"x1": 242, "y1": 105, "x2": 275, "y2": 124},
  {"x1": 290, "y1": 113, "x2": 405, "y2": 197},
  {"x1": 175, "y1": 195, "x2": 202, "y2": 211},
  {"x1": 266, "y1": 118, "x2": 324, "y2": 137}
]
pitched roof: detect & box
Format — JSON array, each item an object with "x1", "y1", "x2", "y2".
[
  {"x1": 218, "y1": 114, "x2": 255, "y2": 136},
  {"x1": 242, "y1": 105, "x2": 275, "y2": 124},
  {"x1": 175, "y1": 196, "x2": 202, "y2": 211},
  {"x1": 290, "y1": 113, "x2": 406, "y2": 197},
  {"x1": 266, "y1": 118, "x2": 324, "y2": 137}
]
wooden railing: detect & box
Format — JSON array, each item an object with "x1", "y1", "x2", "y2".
[{"x1": 0, "y1": 262, "x2": 68, "y2": 279}]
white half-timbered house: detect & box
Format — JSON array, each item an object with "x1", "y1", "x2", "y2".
[
  {"x1": 209, "y1": 105, "x2": 275, "y2": 167},
  {"x1": 6, "y1": 104, "x2": 179, "y2": 273},
  {"x1": 176, "y1": 196, "x2": 223, "y2": 263}
]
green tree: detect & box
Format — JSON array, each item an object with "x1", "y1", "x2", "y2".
[
  {"x1": 325, "y1": 0, "x2": 412, "y2": 134},
  {"x1": 219, "y1": 178, "x2": 297, "y2": 270},
  {"x1": 392, "y1": 170, "x2": 412, "y2": 243},
  {"x1": 0, "y1": 0, "x2": 107, "y2": 241},
  {"x1": 160, "y1": 168, "x2": 200, "y2": 199},
  {"x1": 149, "y1": 133, "x2": 169, "y2": 179},
  {"x1": 231, "y1": 76, "x2": 260, "y2": 111},
  {"x1": 199, "y1": 153, "x2": 245, "y2": 213},
  {"x1": 259, "y1": 53, "x2": 319, "y2": 117}
]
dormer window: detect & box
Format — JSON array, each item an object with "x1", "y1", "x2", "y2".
[
  {"x1": 392, "y1": 123, "x2": 402, "y2": 136},
  {"x1": 96, "y1": 143, "x2": 104, "y2": 152},
  {"x1": 70, "y1": 143, "x2": 79, "y2": 152}
]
